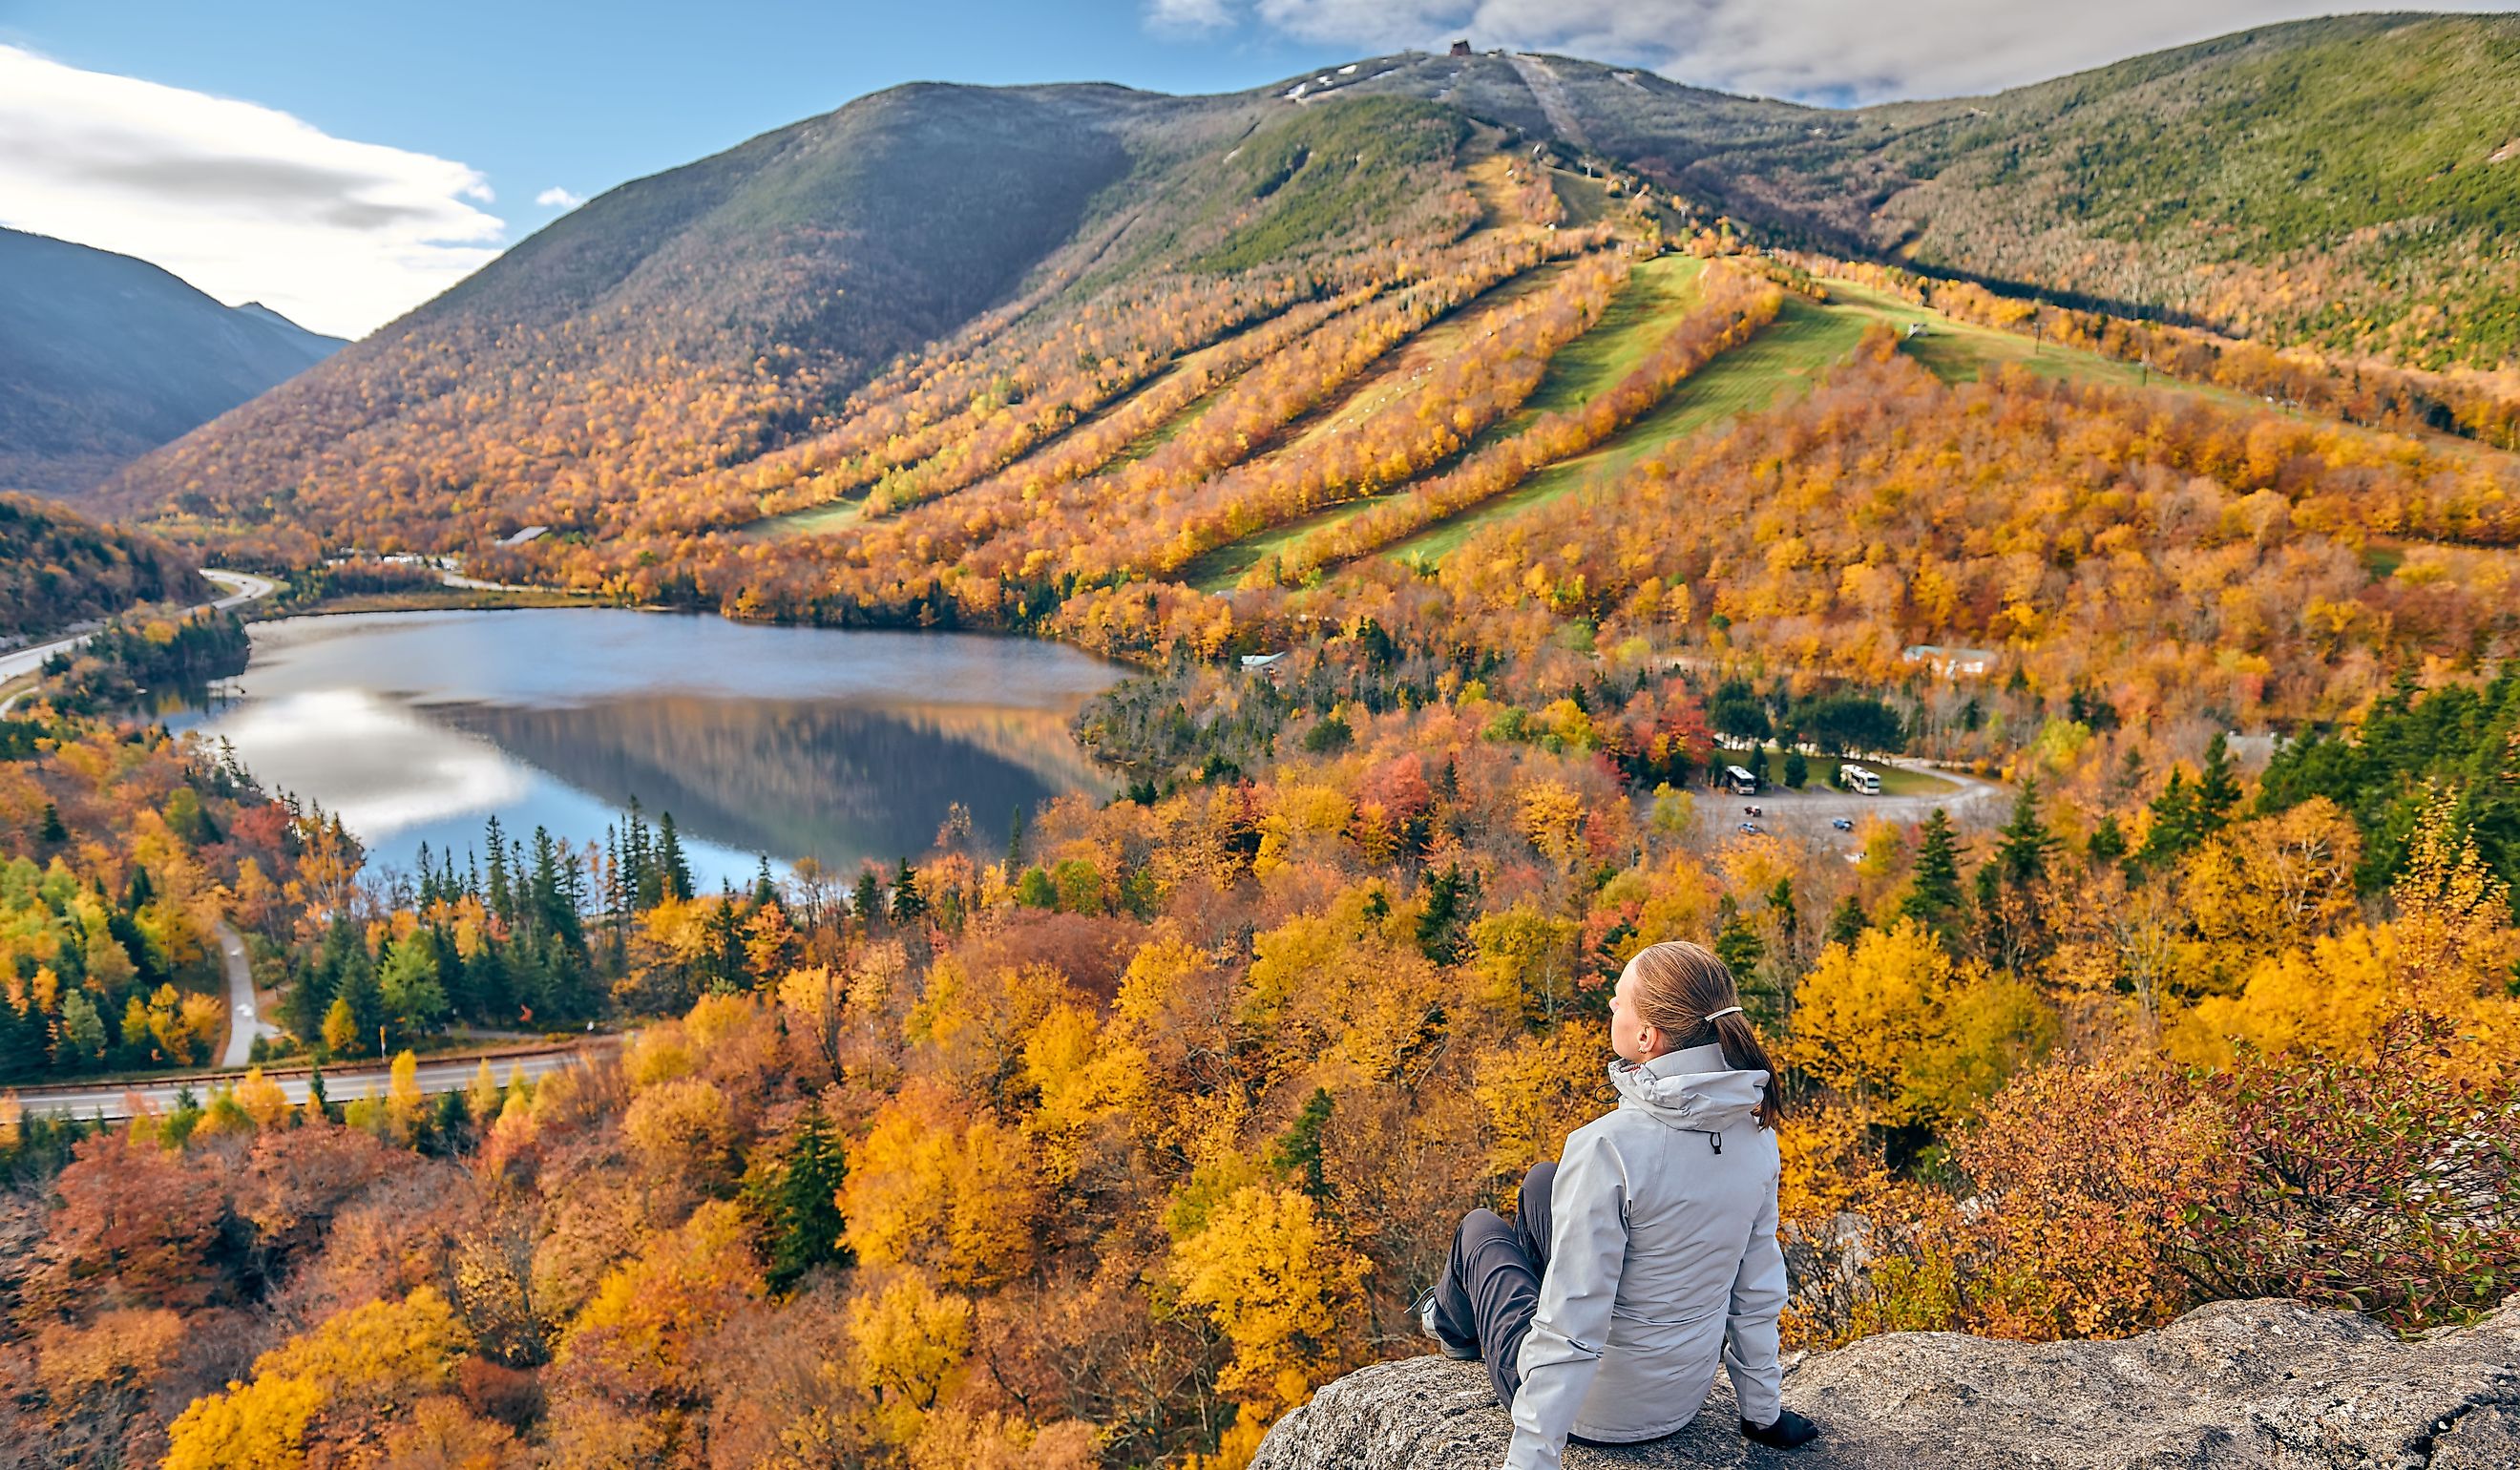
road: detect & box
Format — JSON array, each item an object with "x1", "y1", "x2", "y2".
[
  {"x1": 216, "y1": 921, "x2": 279, "y2": 1068},
  {"x1": 9, "y1": 1040, "x2": 611, "y2": 1122},
  {"x1": 0, "y1": 567, "x2": 281, "y2": 715}
]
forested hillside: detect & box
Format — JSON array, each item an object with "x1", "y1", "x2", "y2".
[
  {"x1": 0, "y1": 228, "x2": 341, "y2": 497},
  {"x1": 0, "y1": 492, "x2": 203, "y2": 642},
  {"x1": 13, "y1": 16, "x2": 2520, "y2": 1470}
]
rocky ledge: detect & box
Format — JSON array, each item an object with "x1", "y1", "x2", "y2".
[{"x1": 1250, "y1": 1298, "x2": 2519, "y2": 1469}]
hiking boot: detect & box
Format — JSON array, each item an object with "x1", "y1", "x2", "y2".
[
  {"x1": 1742, "y1": 1408, "x2": 1819, "y2": 1450},
  {"x1": 1414, "y1": 1289, "x2": 1480, "y2": 1361}
]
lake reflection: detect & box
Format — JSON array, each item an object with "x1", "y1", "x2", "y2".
[{"x1": 175, "y1": 610, "x2": 1123, "y2": 887}]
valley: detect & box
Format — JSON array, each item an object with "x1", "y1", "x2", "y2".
[{"x1": 7, "y1": 15, "x2": 2520, "y2": 1470}]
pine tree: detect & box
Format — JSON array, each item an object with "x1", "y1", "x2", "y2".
[
  {"x1": 1992, "y1": 780, "x2": 2061, "y2": 888},
  {"x1": 483, "y1": 816, "x2": 514, "y2": 926},
  {"x1": 753, "y1": 1105, "x2": 850, "y2": 1294},
  {"x1": 334, "y1": 950, "x2": 384, "y2": 1057},
  {"x1": 1270, "y1": 1088, "x2": 1335, "y2": 1203},
  {"x1": 2141, "y1": 771, "x2": 2201, "y2": 865},
  {"x1": 1900, "y1": 808, "x2": 1966, "y2": 936},
  {"x1": 1006, "y1": 805, "x2": 1026, "y2": 869},
  {"x1": 2088, "y1": 812, "x2": 2128, "y2": 863},
  {"x1": 37, "y1": 803, "x2": 67, "y2": 845},
  {"x1": 890, "y1": 858, "x2": 926, "y2": 924},
  {"x1": 853, "y1": 869, "x2": 885, "y2": 931},
  {"x1": 657, "y1": 812, "x2": 694, "y2": 902},
  {"x1": 1826, "y1": 893, "x2": 1867, "y2": 946},
  {"x1": 2195, "y1": 733, "x2": 2242, "y2": 832}
]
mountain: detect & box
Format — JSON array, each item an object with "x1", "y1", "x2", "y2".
[
  {"x1": 1341, "y1": 13, "x2": 2520, "y2": 368},
  {"x1": 93, "y1": 13, "x2": 2520, "y2": 568},
  {"x1": 0, "y1": 228, "x2": 344, "y2": 496}
]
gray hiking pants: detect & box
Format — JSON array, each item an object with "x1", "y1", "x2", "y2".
[{"x1": 1429, "y1": 1161, "x2": 1557, "y2": 1410}]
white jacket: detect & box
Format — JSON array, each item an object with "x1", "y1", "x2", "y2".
[{"x1": 1503, "y1": 1042, "x2": 1786, "y2": 1470}]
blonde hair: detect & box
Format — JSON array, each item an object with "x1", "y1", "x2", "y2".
[{"x1": 1627, "y1": 940, "x2": 1780, "y2": 1124}]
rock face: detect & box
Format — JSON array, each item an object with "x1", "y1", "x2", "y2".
[{"x1": 1250, "y1": 1298, "x2": 2520, "y2": 1469}]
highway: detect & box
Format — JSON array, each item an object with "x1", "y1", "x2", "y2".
[
  {"x1": 0, "y1": 567, "x2": 281, "y2": 715},
  {"x1": 8, "y1": 1040, "x2": 612, "y2": 1122}
]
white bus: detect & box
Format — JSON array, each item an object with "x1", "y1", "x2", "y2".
[
  {"x1": 1838, "y1": 763, "x2": 1881, "y2": 795},
  {"x1": 1726, "y1": 764, "x2": 1759, "y2": 795}
]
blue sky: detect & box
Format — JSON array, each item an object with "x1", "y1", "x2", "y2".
[
  {"x1": 0, "y1": 0, "x2": 1349, "y2": 247},
  {"x1": 4, "y1": 1, "x2": 2504, "y2": 336}
]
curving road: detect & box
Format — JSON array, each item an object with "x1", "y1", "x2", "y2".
[
  {"x1": 8, "y1": 1040, "x2": 614, "y2": 1122},
  {"x1": 216, "y1": 921, "x2": 279, "y2": 1069},
  {"x1": 0, "y1": 567, "x2": 280, "y2": 715}
]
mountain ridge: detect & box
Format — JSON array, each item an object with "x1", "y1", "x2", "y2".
[
  {"x1": 91, "y1": 12, "x2": 2520, "y2": 568},
  {"x1": 0, "y1": 226, "x2": 344, "y2": 498}
]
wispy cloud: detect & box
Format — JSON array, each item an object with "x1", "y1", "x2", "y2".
[
  {"x1": 1144, "y1": 0, "x2": 1237, "y2": 36},
  {"x1": 1161, "y1": 1, "x2": 2512, "y2": 104},
  {"x1": 0, "y1": 44, "x2": 505, "y2": 338},
  {"x1": 535, "y1": 185, "x2": 585, "y2": 209}
]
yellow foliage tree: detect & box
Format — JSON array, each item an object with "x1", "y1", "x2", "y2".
[
  {"x1": 1790, "y1": 919, "x2": 2057, "y2": 1127},
  {"x1": 164, "y1": 1288, "x2": 471, "y2": 1469},
  {"x1": 1169, "y1": 1184, "x2": 1369, "y2": 1416},
  {"x1": 848, "y1": 1271, "x2": 973, "y2": 1445},
  {"x1": 842, "y1": 1082, "x2": 1044, "y2": 1289},
  {"x1": 558, "y1": 1200, "x2": 761, "y2": 1400},
  {"x1": 235, "y1": 1067, "x2": 291, "y2": 1130}
]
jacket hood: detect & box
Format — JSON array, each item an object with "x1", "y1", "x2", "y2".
[{"x1": 1608, "y1": 1041, "x2": 1769, "y2": 1132}]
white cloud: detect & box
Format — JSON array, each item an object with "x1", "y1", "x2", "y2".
[
  {"x1": 1175, "y1": 1, "x2": 2513, "y2": 104},
  {"x1": 535, "y1": 185, "x2": 584, "y2": 209},
  {"x1": 0, "y1": 44, "x2": 505, "y2": 339},
  {"x1": 1145, "y1": 0, "x2": 1237, "y2": 35}
]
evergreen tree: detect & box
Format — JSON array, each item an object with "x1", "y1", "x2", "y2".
[
  {"x1": 1712, "y1": 900, "x2": 1774, "y2": 1020},
  {"x1": 2195, "y1": 733, "x2": 2243, "y2": 831},
  {"x1": 1270, "y1": 1088, "x2": 1335, "y2": 1203},
  {"x1": 752, "y1": 1105, "x2": 850, "y2": 1294},
  {"x1": 1826, "y1": 893, "x2": 1867, "y2": 947},
  {"x1": 2141, "y1": 771, "x2": 2201, "y2": 865},
  {"x1": 0, "y1": 995, "x2": 48, "y2": 1081},
  {"x1": 1766, "y1": 876, "x2": 1798, "y2": 949},
  {"x1": 890, "y1": 858, "x2": 927, "y2": 924},
  {"x1": 1992, "y1": 780, "x2": 2061, "y2": 888},
  {"x1": 753, "y1": 855, "x2": 778, "y2": 909},
  {"x1": 37, "y1": 803, "x2": 67, "y2": 845},
  {"x1": 656, "y1": 812, "x2": 694, "y2": 902},
  {"x1": 283, "y1": 913, "x2": 357, "y2": 1040},
  {"x1": 1782, "y1": 749, "x2": 1809, "y2": 788},
  {"x1": 483, "y1": 816, "x2": 514, "y2": 926},
  {"x1": 1416, "y1": 863, "x2": 1478, "y2": 965},
  {"x1": 1900, "y1": 808, "x2": 1967, "y2": 936},
  {"x1": 853, "y1": 869, "x2": 885, "y2": 931},
  {"x1": 467, "y1": 938, "x2": 514, "y2": 1025},
  {"x1": 702, "y1": 899, "x2": 746, "y2": 994},
  {"x1": 1006, "y1": 805, "x2": 1026, "y2": 869},
  {"x1": 334, "y1": 949, "x2": 384, "y2": 1058},
  {"x1": 2088, "y1": 812, "x2": 2128, "y2": 864}
]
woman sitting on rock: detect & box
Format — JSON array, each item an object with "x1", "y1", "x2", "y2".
[{"x1": 1418, "y1": 940, "x2": 1819, "y2": 1467}]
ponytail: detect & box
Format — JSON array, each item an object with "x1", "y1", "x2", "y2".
[{"x1": 1626, "y1": 941, "x2": 1783, "y2": 1124}]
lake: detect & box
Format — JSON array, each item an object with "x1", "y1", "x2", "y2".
[{"x1": 173, "y1": 609, "x2": 1124, "y2": 890}]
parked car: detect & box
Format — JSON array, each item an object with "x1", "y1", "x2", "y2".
[
  {"x1": 1736, "y1": 821, "x2": 1763, "y2": 834},
  {"x1": 1832, "y1": 817, "x2": 1855, "y2": 831}
]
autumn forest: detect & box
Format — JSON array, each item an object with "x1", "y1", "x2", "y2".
[{"x1": 7, "y1": 12, "x2": 2520, "y2": 1470}]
